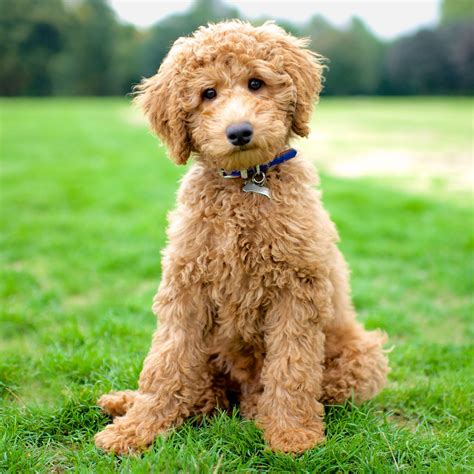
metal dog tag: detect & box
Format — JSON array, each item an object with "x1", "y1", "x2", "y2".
[{"x1": 242, "y1": 181, "x2": 272, "y2": 199}]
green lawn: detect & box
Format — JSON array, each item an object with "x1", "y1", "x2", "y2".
[{"x1": 1, "y1": 98, "x2": 473, "y2": 472}]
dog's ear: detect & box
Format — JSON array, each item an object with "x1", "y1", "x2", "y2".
[
  {"x1": 263, "y1": 24, "x2": 324, "y2": 137},
  {"x1": 134, "y1": 42, "x2": 191, "y2": 165}
]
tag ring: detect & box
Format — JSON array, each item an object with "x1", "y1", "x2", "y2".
[{"x1": 252, "y1": 172, "x2": 266, "y2": 185}]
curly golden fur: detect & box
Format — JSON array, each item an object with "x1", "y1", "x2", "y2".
[{"x1": 95, "y1": 20, "x2": 389, "y2": 455}]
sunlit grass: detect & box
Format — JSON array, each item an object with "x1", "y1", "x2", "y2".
[
  {"x1": 1, "y1": 98, "x2": 473, "y2": 472},
  {"x1": 301, "y1": 96, "x2": 474, "y2": 197}
]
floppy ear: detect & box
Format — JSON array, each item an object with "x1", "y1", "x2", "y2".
[
  {"x1": 134, "y1": 43, "x2": 191, "y2": 165},
  {"x1": 265, "y1": 25, "x2": 324, "y2": 137}
]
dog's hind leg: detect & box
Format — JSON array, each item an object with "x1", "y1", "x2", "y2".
[
  {"x1": 97, "y1": 390, "x2": 138, "y2": 417},
  {"x1": 321, "y1": 322, "x2": 389, "y2": 405},
  {"x1": 321, "y1": 250, "x2": 389, "y2": 405}
]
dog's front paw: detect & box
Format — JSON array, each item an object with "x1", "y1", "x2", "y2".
[
  {"x1": 95, "y1": 423, "x2": 146, "y2": 455},
  {"x1": 264, "y1": 425, "x2": 325, "y2": 453}
]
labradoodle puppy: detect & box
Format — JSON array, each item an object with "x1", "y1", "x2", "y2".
[{"x1": 95, "y1": 20, "x2": 389, "y2": 454}]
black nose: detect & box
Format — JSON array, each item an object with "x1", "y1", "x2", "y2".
[{"x1": 226, "y1": 122, "x2": 253, "y2": 147}]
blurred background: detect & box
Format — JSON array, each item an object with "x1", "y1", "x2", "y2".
[
  {"x1": 1, "y1": 0, "x2": 473, "y2": 97},
  {"x1": 1, "y1": 2, "x2": 473, "y2": 470}
]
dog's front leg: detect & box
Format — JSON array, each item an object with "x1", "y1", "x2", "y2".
[
  {"x1": 95, "y1": 284, "x2": 211, "y2": 454},
  {"x1": 257, "y1": 284, "x2": 332, "y2": 453}
]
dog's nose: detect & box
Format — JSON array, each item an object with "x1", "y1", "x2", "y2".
[{"x1": 226, "y1": 122, "x2": 253, "y2": 147}]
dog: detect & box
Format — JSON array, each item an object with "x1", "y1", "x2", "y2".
[{"x1": 94, "y1": 20, "x2": 389, "y2": 455}]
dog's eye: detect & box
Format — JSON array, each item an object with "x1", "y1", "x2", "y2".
[
  {"x1": 248, "y1": 78, "x2": 263, "y2": 91},
  {"x1": 202, "y1": 88, "x2": 217, "y2": 100}
]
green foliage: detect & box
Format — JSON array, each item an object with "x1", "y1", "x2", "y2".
[
  {"x1": 140, "y1": 0, "x2": 239, "y2": 77},
  {"x1": 0, "y1": 0, "x2": 68, "y2": 95},
  {"x1": 306, "y1": 17, "x2": 385, "y2": 95},
  {"x1": 53, "y1": 0, "x2": 120, "y2": 95},
  {"x1": 1, "y1": 0, "x2": 473, "y2": 96},
  {"x1": 441, "y1": 0, "x2": 474, "y2": 24},
  {"x1": 1, "y1": 98, "x2": 473, "y2": 471},
  {"x1": 382, "y1": 22, "x2": 474, "y2": 95}
]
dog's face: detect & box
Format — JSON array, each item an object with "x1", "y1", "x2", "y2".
[{"x1": 135, "y1": 21, "x2": 323, "y2": 170}]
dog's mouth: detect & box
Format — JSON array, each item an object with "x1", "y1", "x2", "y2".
[
  {"x1": 218, "y1": 144, "x2": 274, "y2": 171},
  {"x1": 232, "y1": 143, "x2": 257, "y2": 153},
  {"x1": 233, "y1": 144, "x2": 257, "y2": 153}
]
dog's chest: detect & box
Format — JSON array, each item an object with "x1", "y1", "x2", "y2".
[
  {"x1": 204, "y1": 195, "x2": 312, "y2": 303},
  {"x1": 210, "y1": 198, "x2": 289, "y2": 272},
  {"x1": 204, "y1": 197, "x2": 321, "y2": 343},
  {"x1": 175, "y1": 164, "x2": 334, "y2": 341}
]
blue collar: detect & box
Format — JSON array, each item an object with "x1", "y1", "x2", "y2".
[{"x1": 219, "y1": 148, "x2": 297, "y2": 179}]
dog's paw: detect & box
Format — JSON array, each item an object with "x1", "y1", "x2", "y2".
[
  {"x1": 265, "y1": 426, "x2": 325, "y2": 453},
  {"x1": 94, "y1": 424, "x2": 145, "y2": 455},
  {"x1": 97, "y1": 390, "x2": 137, "y2": 417}
]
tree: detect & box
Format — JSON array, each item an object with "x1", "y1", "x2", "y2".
[
  {"x1": 0, "y1": 0, "x2": 68, "y2": 95},
  {"x1": 0, "y1": 0, "x2": 472, "y2": 96},
  {"x1": 441, "y1": 0, "x2": 474, "y2": 24},
  {"x1": 113, "y1": 24, "x2": 145, "y2": 96},
  {"x1": 440, "y1": 22, "x2": 474, "y2": 94},
  {"x1": 382, "y1": 20, "x2": 474, "y2": 96},
  {"x1": 383, "y1": 28, "x2": 454, "y2": 95},
  {"x1": 53, "y1": 0, "x2": 121, "y2": 95},
  {"x1": 306, "y1": 16, "x2": 384, "y2": 95},
  {"x1": 140, "y1": 0, "x2": 240, "y2": 78}
]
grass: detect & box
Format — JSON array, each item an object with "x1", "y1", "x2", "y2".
[
  {"x1": 1, "y1": 97, "x2": 473, "y2": 472},
  {"x1": 304, "y1": 97, "x2": 473, "y2": 196}
]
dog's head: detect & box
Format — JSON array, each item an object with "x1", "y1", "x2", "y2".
[{"x1": 135, "y1": 21, "x2": 324, "y2": 170}]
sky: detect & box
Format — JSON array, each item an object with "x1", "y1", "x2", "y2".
[{"x1": 108, "y1": 0, "x2": 442, "y2": 39}]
